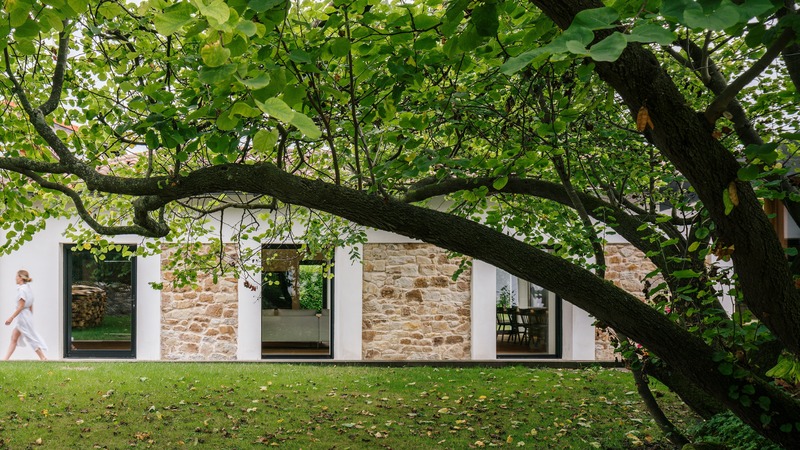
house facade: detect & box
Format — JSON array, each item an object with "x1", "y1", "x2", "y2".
[{"x1": 0, "y1": 214, "x2": 660, "y2": 362}]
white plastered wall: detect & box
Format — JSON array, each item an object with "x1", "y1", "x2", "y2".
[
  {"x1": 0, "y1": 217, "x2": 163, "y2": 360},
  {"x1": 0, "y1": 212, "x2": 596, "y2": 361}
]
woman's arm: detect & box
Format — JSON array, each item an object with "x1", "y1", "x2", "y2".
[{"x1": 5, "y1": 299, "x2": 25, "y2": 325}]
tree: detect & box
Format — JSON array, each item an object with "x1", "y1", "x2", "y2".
[{"x1": 1, "y1": 0, "x2": 800, "y2": 445}]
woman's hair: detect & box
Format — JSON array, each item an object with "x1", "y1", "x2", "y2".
[{"x1": 17, "y1": 270, "x2": 32, "y2": 283}]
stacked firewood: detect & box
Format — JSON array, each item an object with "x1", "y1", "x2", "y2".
[{"x1": 71, "y1": 285, "x2": 107, "y2": 329}]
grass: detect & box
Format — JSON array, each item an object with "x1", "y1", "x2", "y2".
[
  {"x1": 0, "y1": 363, "x2": 698, "y2": 449},
  {"x1": 71, "y1": 316, "x2": 132, "y2": 341}
]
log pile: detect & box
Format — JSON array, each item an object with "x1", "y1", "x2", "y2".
[{"x1": 71, "y1": 284, "x2": 107, "y2": 329}]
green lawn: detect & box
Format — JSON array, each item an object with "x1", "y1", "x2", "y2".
[{"x1": 0, "y1": 363, "x2": 697, "y2": 449}]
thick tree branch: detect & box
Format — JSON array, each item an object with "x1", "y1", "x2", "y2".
[
  {"x1": 673, "y1": 36, "x2": 800, "y2": 243},
  {"x1": 20, "y1": 169, "x2": 168, "y2": 237},
  {"x1": 704, "y1": 28, "x2": 796, "y2": 124},
  {"x1": 39, "y1": 21, "x2": 71, "y2": 116},
  {"x1": 668, "y1": 41, "x2": 763, "y2": 146},
  {"x1": 404, "y1": 176, "x2": 679, "y2": 273},
  {"x1": 100, "y1": 160, "x2": 800, "y2": 446},
  {"x1": 778, "y1": 3, "x2": 800, "y2": 89},
  {"x1": 533, "y1": 0, "x2": 800, "y2": 360}
]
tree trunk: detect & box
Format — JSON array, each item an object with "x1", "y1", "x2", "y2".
[{"x1": 140, "y1": 161, "x2": 800, "y2": 447}]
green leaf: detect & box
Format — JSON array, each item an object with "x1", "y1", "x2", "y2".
[
  {"x1": 193, "y1": 0, "x2": 230, "y2": 27},
  {"x1": 200, "y1": 41, "x2": 231, "y2": 67},
  {"x1": 288, "y1": 112, "x2": 321, "y2": 139},
  {"x1": 236, "y1": 20, "x2": 258, "y2": 37},
  {"x1": 737, "y1": 165, "x2": 760, "y2": 181},
  {"x1": 248, "y1": 0, "x2": 284, "y2": 13},
  {"x1": 734, "y1": 0, "x2": 777, "y2": 20},
  {"x1": 68, "y1": 0, "x2": 89, "y2": 14},
  {"x1": 684, "y1": 3, "x2": 740, "y2": 30},
  {"x1": 500, "y1": 47, "x2": 547, "y2": 74},
  {"x1": 289, "y1": 49, "x2": 313, "y2": 64},
  {"x1": 256, "y1": 97, "x2": 294, "y2": 122},
  {"x1": 253, "y1": 129, "x2": 278, "y2": 152},
  {"x1": 560, "y1": 25, "x2": 595, "y2": 47},
  {"x1": 39, "y1": 9, "x2": 65, "y2": 32},
  {"x1": 626, "y1": 24, "x2": 676, "y2": 45},
  {"x1": 216, "y1": 110, "x2": 239, "y2": 131},
  {"x1": 472, "y1": 2, "x2": 499, "y2": 37},
  {"x1": 145, "y1": 129, "x2": 159, "y2": 150},
  {"x1": 329, "y1": 37, "x2": 351, "y2": 57},
  {"x1": 566, "y1": 40, "x2": 589, "y2": 55},
  {"x1": 198, "y1": 64, "x2": 237, "y2": 84},
  {"x1": 723, "y1": 184, "x2": 735, "y2": 215},
  {"x1": 572, "y1": 7, "x2": 619, "y2": 30},
  {"x1": 492, "y1": 176, "x2": 509, "y2": 190},
  {"x1": 15, "y1": 38, "x2": 36, "y2": 55},
  {"x1": 718, "y1": 361, "x2": 734, "y2": 376},
  {"x1": 779, "y1": 132, "x2": 800, "y2": 140},
  {"x1": 744, "y1": 23, "x2": 767, "y2": 48},
  {"x1": 238, "y1": 74, "x2": 271, "y2": 90},
  {"x1": 589, "y1": 32, "x2": 627, "y2": 62},
  {"x1": 282, "y1": 84, "x2": 307, "y2": 108},
  {"x1": 231, "y1": 102, "x2": 261, "y2": 118},
  {"x1": 153, "y1": 4, "x2": 196, "y2": 35},
  {"x1": 687, "y1": 241, "x2": 700, "y2": 252},
  {"x1": 10, "y1": 5, "x2": 30, "y2": 28},
  {"x1": 98, "y1": 2, "x2": 124, "y2": 19},
  {"x1": 14, "y1": 19, "x2": 40, "y2": 39},
  {"x1": 673, "y1": 269, "x2": 701, "y2": 279}
]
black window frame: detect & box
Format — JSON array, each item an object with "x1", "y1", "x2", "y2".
[{"x1": 63, "y1": 244, "x2": 137, "y2": 359}]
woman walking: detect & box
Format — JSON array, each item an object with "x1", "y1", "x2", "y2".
[{"x1": 4, "y1": 270, "x2": 47, "y2": 360}]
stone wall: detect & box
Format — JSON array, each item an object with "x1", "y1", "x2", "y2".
[
  {"x1": 160, "y1": 244, "x2": 239, "y2": 360},
  {"x1": 362, "y1": 243, "x2": 471, "y2": 360},
  {"x1": 597, "y1": 243, "x2": 659, "y2": 361}
]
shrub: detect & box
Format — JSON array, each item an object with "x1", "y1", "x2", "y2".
[{"x1": 688, "y1": 412, "x2": 782, "y2": 450}]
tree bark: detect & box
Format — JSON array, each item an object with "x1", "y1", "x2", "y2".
[
  {"x1": 124, "y1": 161, "x2": 800, "y2": 446},
  {"x1": 532, "y1": 0, "x2": 800, "y2": 380}
]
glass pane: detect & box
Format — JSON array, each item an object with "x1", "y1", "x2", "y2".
[
  {"x1": 69, "y1": 248, "x2": 134, "y2": 354},
  {"x1": 496, "y1": 269, "x2": 558, "y2": 357}
]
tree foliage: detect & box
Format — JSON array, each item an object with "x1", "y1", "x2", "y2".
[{"x1": 2, "y1": 0, "x2": 800, "y2": 446}]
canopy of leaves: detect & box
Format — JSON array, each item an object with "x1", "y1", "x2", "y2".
[{"x1": 1, "y1": 0, "x2": 800, "y2": 446}]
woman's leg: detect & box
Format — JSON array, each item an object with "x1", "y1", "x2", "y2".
[
  {"x1": 3, "y1": 328, "x2": 21, "y2": 360},
  {"x1": 34, "y1": 347, "x2": 47, "y2": 361}
]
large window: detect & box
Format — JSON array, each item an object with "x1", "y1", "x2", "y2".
[
  {"x1": 64, "y1": 245, "x2": 136, "y2": 358},
  {"x1": 261, "y1": 245, "x2": 333, "y2": 358},
  {"x1": 496, "y1": 269, "x2": 560, "y2": 357}
]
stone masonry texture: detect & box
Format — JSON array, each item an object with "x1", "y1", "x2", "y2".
[
  {"x1": 362, "y1": 243, "x2": 471, "y2": 360},
  {"x1": 597, "y1": 243, "x2": 659, "y2": 361},
  {"x1": 160, "y1": 244, "x2": 239, "y2": 360}
]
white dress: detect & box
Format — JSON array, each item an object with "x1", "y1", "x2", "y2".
[{"x1": 13, "y1": 283, "x2": 47, "y2": 352}]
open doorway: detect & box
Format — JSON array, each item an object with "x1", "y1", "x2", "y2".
[{"x1": 261, "y1": 245, "x2": 333, "y2": 358}]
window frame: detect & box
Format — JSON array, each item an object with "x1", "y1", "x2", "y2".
[{"x1": 62, "y1": 244, "x2": 137, "y2": 359}]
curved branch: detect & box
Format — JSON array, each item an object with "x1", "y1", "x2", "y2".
[
  {"x1": 404, "y1": 176, "x2": 679, "y2": 272},
  {"x1": 672, "y1": 36, "x2": 800, "y2": 242},
  {"x1": 96, "y1": 161, "x2": 800, "y2": 445},
  {"x1": 39, "y1": 21, "x2": 71, "y2": 116},
  {"x1": 20, "y1": 169, "x2": 167, "y2": 237},
  {"x1": 704, "y1": 28, "x2": 796, "y2": 124}
]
